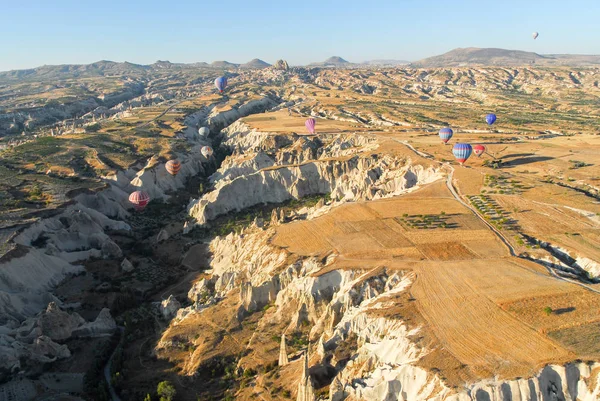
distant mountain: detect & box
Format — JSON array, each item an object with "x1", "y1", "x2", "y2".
[
  {"x1": 211, "y1": 61, "x2": 240, "y2": 68},
  {"x1": 310, "y1": 56, "x2": 352, "y2": 67},
  {"x1": 239, "y1": 59, "x2": 271, "y2": 69},
  {"x1": 411, "y1": 47, "x2": 600, "y2": 67},
  {"x1": 362, "y1": 59, "x2": 410, "y2": 66},
  {"x1": 0, "y1": 60, "x2": 150, "y2": 82}
]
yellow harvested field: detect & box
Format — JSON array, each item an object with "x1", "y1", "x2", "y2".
[
  {"x1": 243, "y1": 110, "x2": 369, "y2": 134},
  {"x1": 365, "y1": 197, "x2": 467, "y2": 217},
  {"x1": 411, "y1": 260, "x2": 573, "y2": 378},
  {"x1": 500, "y1": 289, "x2": 600, "y2": 333},
  {"x1": 403, "y1": 229, "x2": 498, "y2": 244},
  {"x1": 416, "y1": 241, "x2": 477, "y2": 260}
]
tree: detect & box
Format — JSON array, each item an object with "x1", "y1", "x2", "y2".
[
  {"x1": 144, "y1": 395, "x2": 152, "y2": 401},
  {"x1": 157, "y1": 381, "x2": 176, "y2": 401},
  {"x1": 543, "y1": 306, "x2": 553, "y2": 316}
]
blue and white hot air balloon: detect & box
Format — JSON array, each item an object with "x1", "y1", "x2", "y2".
[
  {"x1": 439, "y1": 127, "x2": 454, "y2": 144},
  {"x1": 215, "y1": 76, "x2": 228, "y2": 93},
  {"x1": 452, "y1": 143, "x2": 473, "y2": 165}
]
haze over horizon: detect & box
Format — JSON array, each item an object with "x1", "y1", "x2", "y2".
[{"x1": 2, "y1": 0, "x2": 600, "y2": 72}]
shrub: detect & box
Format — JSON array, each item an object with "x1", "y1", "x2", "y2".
[{"x1": 157, "y1": 381, "x2": 176, "y2": 401}]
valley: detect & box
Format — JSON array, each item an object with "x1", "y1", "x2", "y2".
[{"x1": 1, "y1": 61, "x2": 600, "y2": 401}]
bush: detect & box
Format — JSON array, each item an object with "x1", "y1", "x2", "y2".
[
  {"x1": 85, "y1": 123, "x2": 101, "y2": 133},
  {"x1": 543, "y1": 306, "x2": 553, "y2": 316},
  {"x1": 157, "y1": 381, "x2": 176, "y2": 401}
]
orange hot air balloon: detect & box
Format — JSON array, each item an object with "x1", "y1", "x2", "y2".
[
  {"x1": 473, "y1": 144, "x2": 486, "y2": 157},
  {"x1": 129, "y1": 190, "x2": 150, "y2": 211},
  {"x1": 165, "y1": 159, "x2": 181, "y2": 176}
]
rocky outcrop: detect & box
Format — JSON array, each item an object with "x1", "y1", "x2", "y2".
[
  {"x1": 297, "y1": 351, "x2": 315, "y2": 401},
  {"x1": 273, "y1": 60, "x2": 290, "y2": 71},
  {"x1": 160, "y1": 295, "x2": 181, "y2": 319},
  {"x1": 189, "y1": 154, "x2": 440, "y2": 225},
  {"x1": 121, "y1": 258, "x2": 134, "y2": 272},
  {"x1": 279, "y1": 334, "x2": 289, "y2": 366},
  {"x1": 72, "y1": 308, "x2": 117, "y2": 337},
  {"x1": 0, "y1": 303, "x2": 116, "y2": 380}
]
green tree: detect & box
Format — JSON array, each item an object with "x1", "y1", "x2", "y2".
[
  {"x1": 157, "y1": 381, "x2": 176, "y2": 401},
  {"x1": 144, "y1": 394, "x2": 152, "y2": 401},
  {"x1": 543, "y1": 306, "x2": 553, "y2": 316}
]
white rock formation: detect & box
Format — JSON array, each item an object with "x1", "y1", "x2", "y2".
[
  {"x1": 279, "y1": 334, "x2": 289, "y2": 366},
  {"x1": 297, "y1": 351, "x2": 315, "y2": 401},
  {"x1": 121, "y1": 258, "x2": 134, "y2": 272},
  {"x1": 161, "y1": 295, "x2": 181, "y2": 319},
  {"x1": 0, "y1": 303, "x2": 116, "y2": 380}
]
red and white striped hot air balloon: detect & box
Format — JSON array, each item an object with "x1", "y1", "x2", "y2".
[
  {"x1": 165, "y1": 159, "x2": 181, "y2": 176},
  {"x1": 129, "y1": 190, "x2": 150, "y2": 211},
  {"x1": 473, "y1": 144, "x2": 486, "y2": 157}
]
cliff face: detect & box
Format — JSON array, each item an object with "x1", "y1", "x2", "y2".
[{"x1": 188, "y1": 122, "x2": 441, "y2": 226}]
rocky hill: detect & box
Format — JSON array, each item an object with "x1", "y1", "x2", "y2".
[
  {"x1": 310, "y1": 56, "x2": 352, "y2": 67},
  {"x1": 240, "y1": 58, "x2": 271, "y2": 69},
  {"x1": 411, "y1": 47, "x2": 600, "y2": 67},
  {"x1": 210, "y1": 60, "x2": 240, "y2": 69}
]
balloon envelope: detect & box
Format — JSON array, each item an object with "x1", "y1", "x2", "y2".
[
  {"x1": 473, "y1": 144, "x2": 486, "y2": 157},
  {"x1": 486, "y1": 114, "x2": 497, "y2": 125},
  {"x1": 166, "y1": 159, "x2": 181, "y2": 176},
  {"x1": 439, "y1": 127, "x2": 454, "y2": 144},
  {"x1": 532, "y1": 32, "x2": 539, "y2": 39},
  {"x1": 305, "y1": 118, "x2": 316, "y2": 134},
  {"x1": 129, "y1": 190, "x2": 150, "y2": 211},
  {"x1": 198, "y1": 127, "x2": 210, "y2": 137},
  {"x1": 452, "y1": 143, "x2": 473, "y2": 164},
  {"x1": 215, "y1": 77, "x2": 227, "y2": 93},
  {"x1": 201, "y1": 146, "x2": 214, "y2": 158}
]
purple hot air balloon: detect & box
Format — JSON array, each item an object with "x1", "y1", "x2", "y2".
[
  {"x1": 486, "y1": 113, "x2": 497, "y2": 125},
  {"x1": 305, "y1": 118, "x2": 316, "y2": 134},
  {"x1": 215, "y1": 76, "x2": 227, "y2": 93}
]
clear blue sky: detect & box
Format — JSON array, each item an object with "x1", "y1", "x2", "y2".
[{"x1": 2, "y1": 0, "x2": 599, "y2": 71}]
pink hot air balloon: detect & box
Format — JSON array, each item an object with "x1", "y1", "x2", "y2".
[
  {"x1": 473, "y1": 144, "x2": 486, "y2": 157},
  {"x1": 305, "y1": 118, "x2": 316, "y2": 134},
  {"x1": 129, "y1": 190, "x2": 150, "y2": 211}
]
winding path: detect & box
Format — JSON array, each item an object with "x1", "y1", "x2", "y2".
[{"x1": 104, "y1": 327, "x2": 125, "y2": 401}]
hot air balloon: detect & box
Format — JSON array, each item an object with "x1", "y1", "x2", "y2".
[
  {"x1": 165, "y1": 159, "x2": 181, "y2": 176},
  {"x1": 532, "y1": 32, "x2": 539, "y2": 40},
  {"x1": 305, "y1": 118, "x2": 316, "y2": 134},
  {"x1": 198, "y1": 127, "x2": 210, "y2": 137},
  {"x1": 129, "y1": 190, "x2": 150, "y2": 211},
  {"x1": 439, "y1": 127, "x2": 454, "y2": 144},
  {"x1": 473, "y1": 144, "x2": 486, "y2": 157},
  {"x1": 201, "y1": 146, "x2": 214, "y2": 158},
  {"x1": 485, "y1": 113, "x2": 497, "y2": 125},
  {"x1": 452, "y1": 143, "x2": 473, "y2": 165},
  {"x1": 215, "y1": 76, "x2": 227, "y2": 93}
]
